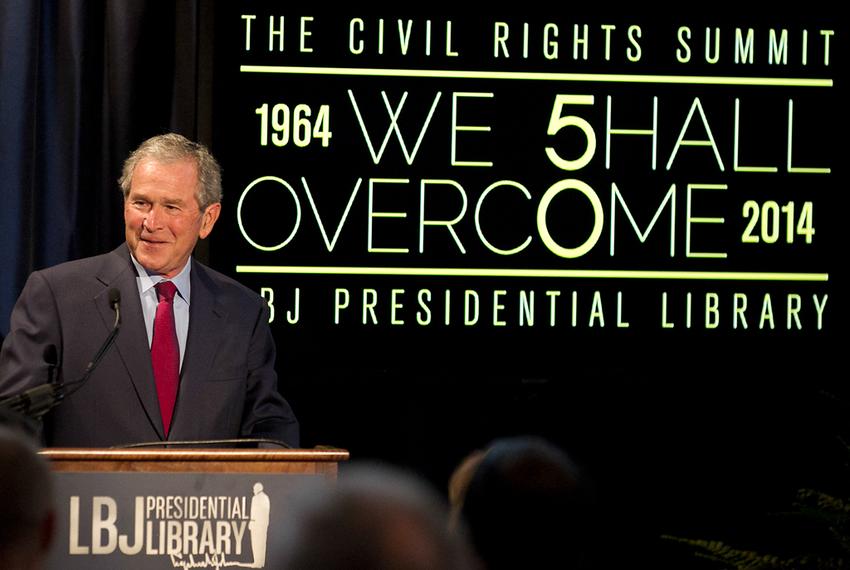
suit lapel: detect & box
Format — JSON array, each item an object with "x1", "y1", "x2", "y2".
[
  {"x1": 171, "y1": 262, "x2": 228, "y2": 437},
  {"x1": 95, "y1": 245, "x2": 165, "y2": 440}
]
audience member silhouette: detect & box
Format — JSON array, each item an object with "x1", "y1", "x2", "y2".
[
  {"x1": 0, "y1": 426, "x2": 55, "y2": 570},
  {"x1": 273, "y1": 463, "x2": 476, "y2": 570},
  {"x1": 448, "y1": 448, "x2": 486, "y2": 531},
  {"x1": 456, "y1": 436, "x2": 598, "y2": 569}
]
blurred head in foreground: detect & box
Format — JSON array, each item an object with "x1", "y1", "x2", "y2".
[
  {"x1": 273, "y1": 463, "x2": 476, "y2": 570},
  {"x1": 0, "y1": 426, "x2": 55, "y2": 569},
  {"x1": 458, "y1": 436, "x2": 598, "y2": 569}
]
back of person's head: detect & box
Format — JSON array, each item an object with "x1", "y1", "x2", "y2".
[
  {"x1": 274, "y1": 463, "x2": 476, "y2": 570},
  {"x1": 448, "y1": 449, "x2": 487, "y2": 531},
  {"x1": 0, "y1": 426, "x2": 55, "y2": 569},
  {"x1": 459, "y1": 436, "x2": 597, "y2": 570}
]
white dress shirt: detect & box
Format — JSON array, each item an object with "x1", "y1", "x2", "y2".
[{"x1": 129, "y1": 254, "x2": 192, "y2": 370}]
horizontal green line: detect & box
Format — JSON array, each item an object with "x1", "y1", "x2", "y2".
[
  {"x1": 240, "y1": 65, "x2": 832, "y2": 87},
  {"x1": 236, "y1": 265, "x2": 829, "y2": 282}
]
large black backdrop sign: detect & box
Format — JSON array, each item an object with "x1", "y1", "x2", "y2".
[{"x1": 208, "y1": 8, "x2": 845, "y2": 565}]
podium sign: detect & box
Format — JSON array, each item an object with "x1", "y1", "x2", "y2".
[{"x1": 40, "y1": 448, "x2": 349, "y2": 570}]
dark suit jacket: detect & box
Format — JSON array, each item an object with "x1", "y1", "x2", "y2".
[{"x1": 0, "y1": 244, "x2": 298, "y2": 447}]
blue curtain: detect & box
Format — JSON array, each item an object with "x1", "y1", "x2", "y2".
[{"x1": 0, "y1": 0, "x2": 202, "y2": 335}]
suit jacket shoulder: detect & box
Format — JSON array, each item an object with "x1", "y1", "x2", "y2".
[{"x1": 0, "y1": 246, "x2": 134, "y2": 389}]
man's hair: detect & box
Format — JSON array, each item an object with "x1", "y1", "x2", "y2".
[
  {"x1": 0, "y1": 426, "x2": 55, "y2": 565},
  {"x1": 119, "y1": 133, "x2": 222, "y2": 210},
  {"x1": 460, "y1": 436, "x2": 598, "y2": 569}
]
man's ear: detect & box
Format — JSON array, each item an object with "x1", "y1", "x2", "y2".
[{"x1": 199, "y1": 203, "x2": 221, "y2": 239}]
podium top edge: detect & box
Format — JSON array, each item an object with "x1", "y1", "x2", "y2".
[{"x1": 39, "y1": 448, "x2": 350, "y2": 462}]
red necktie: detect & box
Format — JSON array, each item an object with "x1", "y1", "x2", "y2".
[{"x1": 152, "y1": 281, "x2": 179, "y2": 436}]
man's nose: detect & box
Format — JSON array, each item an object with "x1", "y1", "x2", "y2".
[{"x1": 144, "y1": 205, "x2": 164, "y2": 231}]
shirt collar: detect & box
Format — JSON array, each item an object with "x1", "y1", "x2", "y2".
[{"x1": 129, "y1": 254, "x2": 192, "y2": 305}]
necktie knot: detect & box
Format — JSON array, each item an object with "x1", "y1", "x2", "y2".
[{"x1": 156, "y1": 281, "x2": 177, "y2": 303}]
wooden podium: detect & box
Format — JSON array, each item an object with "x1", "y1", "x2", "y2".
[
  {"x1": 39, "y1": 447, "x2": 349, "y2": 569},
  {"x1": 42, "y1": 447, "x2": 349, "y2": 477}
]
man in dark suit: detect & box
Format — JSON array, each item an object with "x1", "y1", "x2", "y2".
[{"x1": 0, "y1": 134, "x2": 299, "y2": 447}]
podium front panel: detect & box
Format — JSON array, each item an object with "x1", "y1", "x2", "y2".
[{"x1": 41, "y1": 448, "x2": 349, "y2": 570}]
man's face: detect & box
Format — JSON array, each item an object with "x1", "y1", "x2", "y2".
[{"x1": 124, "y1": 158, "x2": 221, "y2": 278}]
